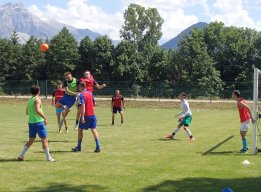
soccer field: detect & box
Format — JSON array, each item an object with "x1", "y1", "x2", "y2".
[{"x1": 0, "y1": 98, "x2": 261, "y2": 192}]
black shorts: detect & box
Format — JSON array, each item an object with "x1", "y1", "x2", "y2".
[{"x1": 113, "y1": 107, "x2": 122, "y2": 114}]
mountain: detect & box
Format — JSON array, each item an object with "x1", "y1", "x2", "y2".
[
  {"x1": 0, "y1": 3, "x2": 101, "y2": 43},
  {"x1": 160, "y1": 22, "x2": 208, "y2": 50}
]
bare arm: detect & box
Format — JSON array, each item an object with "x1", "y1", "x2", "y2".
[
  {"x1": 95, "y1": 82, "x2": 106, "y2": 89},
  {"x1": 65, "y1": 86, "x2": 77, "y2": 96},
  {"x1": 35, "y1": 97, "x2": 47, "y2": 125},
  {"x1": 80, "y1": 104, "x2": 85, "y2": 123}
]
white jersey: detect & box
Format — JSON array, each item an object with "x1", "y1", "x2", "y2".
[{"x1": 178, "y1": 99, "x2": 192, "y2": 116}]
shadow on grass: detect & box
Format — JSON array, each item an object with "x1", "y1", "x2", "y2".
[
  {"x1": 22, "y1": 140, "x2": 74, "y2": 143},
  {"x1": 202, "y1": 135, "x2": 234, "y2": 155},
  {"x1": 33, "y1": 150, "x2": 72, "y2": 154},
  {"x1": 29, "y1": 183, "x2": 109, "y2": 192},
  {"x1": 0, "y1": 158, "x2": 42, "y2": 162},
  {"x1": 141, "y1": 177, "x2": 261, "y2": 192},
  {"x1": 158, "y1": 138, "x2": 181, "y2": 141}
]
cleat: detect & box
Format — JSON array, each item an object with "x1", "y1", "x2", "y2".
[
  {"x1": 46, "y1": 157, "x2": 56, "y2": 162},
  {"x1": 72, "y1": 147, "x2": 81, "y2": 152},
  {"x1": 74, "y1": 123, "x2": 79, "y2": 131},
  {"x1": 94, "y1": 148, "x2": 101, "y2": 153},
  {"x1": 189, "y1": 137, "x2": 195, "y2": 141},
  {"x1": 165, "y1": 135, "x2": 174, "y2": 139},
  {"x1": 17, "y1": 157, "x2": 24, "y2": 161},
  {"x1": 240, "y1": 148, "x2": 248, "y2": 154}
]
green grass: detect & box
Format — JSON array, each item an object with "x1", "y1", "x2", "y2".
[{"x1": 0, "y1": 99, "x2": 261, "y2": 192}]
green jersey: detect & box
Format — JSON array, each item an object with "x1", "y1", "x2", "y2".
[
  {"x1": 27, "y1": 97, "x2": 44, "y2": 123},
  {"x1": 64, "y1": 78, "x2": 78, "y2": 96}
]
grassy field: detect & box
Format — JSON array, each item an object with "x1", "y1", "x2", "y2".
[{"x1": 0, "y1": 98, "x2": 261, "y2": 192}]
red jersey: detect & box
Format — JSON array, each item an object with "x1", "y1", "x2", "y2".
[
  {"x1": 79, "y1": 90, "x2": 95, "y2": 116},
  {"x1": 79, "y1": 76, "x2": 97, "y2": 93},
  {"x1": 112, "y1": 95, "x2": 124, "y2": 108},
  {"x1": 237, "y1": 98, "x2": 251, "y2": 123},
  {"x1": 52, "y1": 89, "x2": 65, "y2": 104}
]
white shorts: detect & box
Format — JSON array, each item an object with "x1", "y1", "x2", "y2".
[{"x1": 240, "y1": 120, "x2": 251, "y2": 132}]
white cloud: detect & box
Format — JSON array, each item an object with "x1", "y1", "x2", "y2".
[{"x1": 209, "y1": 0, "x2": 256, "y2": 29}]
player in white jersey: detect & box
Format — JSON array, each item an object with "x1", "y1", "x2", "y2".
[{"x1": 165, "y1": 92, "x2": 195, "y2": 140}]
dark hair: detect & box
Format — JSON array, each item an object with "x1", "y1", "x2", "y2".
[
  {"x1": 64, "y1": 71, "x2": 71, "y2": 76},
  {"x1": 79, "y1": 81, "x2": 86, "y2": 88},
  {"x1": 180, "y1": 92, "x2": 187, "y2": 97},
  {"x1": 31, "y1": 85, "x2": 40, "y2": 95},
  {"x1": 233, "y1": 90, "x2": 240, "y2": 97},
  {"x1": 56, "y1": 80, "x2": 62, "y2": 85}
]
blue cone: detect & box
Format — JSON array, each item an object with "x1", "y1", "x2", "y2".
[{"x1": 222, "y1": 187, "x2": 233, "y2": 192}]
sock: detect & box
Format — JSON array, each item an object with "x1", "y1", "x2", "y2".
[
  {"x1": 95, "y1": 139, "x2": 100, "y2": 149},
  {"x1": 172, "y1": 127, "x2": 180, "y2": 135},
  {"x1": 242, "y1": 138, "x2": 248, "y2": 150},
  {"x1": 121, "y1": 119, "x2": 123, "y2": 124},
  {"x1": 77, "y1": 139, "x2": 82, "y2": 149},
  {"x1": 19, "y1": 145, "x2": 29, "y2": 158},
  {"x1": 43, "y1": 148, "x2": 51, "y2": 160},
  {"x1": 112, "y1": 121, "x2": 114, "y2": 125},
  {"x1": 76, "y1": 120, "x2": 78, "y2": 124},
  {"x1": 184, "y1": 128, "x2": 192, "y2": 137}
]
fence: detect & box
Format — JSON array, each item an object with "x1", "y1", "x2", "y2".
[{"x1": 0, "y1": 80, "x2": 256, "y2": 100}]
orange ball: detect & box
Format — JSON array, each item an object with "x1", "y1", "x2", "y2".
[{"x1": 40, "y1": 43, "x2": 49, "y2": 52}]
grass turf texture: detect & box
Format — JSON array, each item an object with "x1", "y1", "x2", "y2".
[{"x1": 0, "y1": 98, "x2": 261, "y2": 192}]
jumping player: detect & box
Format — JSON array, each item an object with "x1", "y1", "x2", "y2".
[
  {"x1": 165, "y1": 92, "x2": 195, "y2": 140},
  {"x1": 52, "y1": 80, "x2": 68, "y2": 133},
  {"x1": 74, "y1": 70, "x2": 106, "y2": 129},
  {"x1": 232, "y1": 90, "x2": 254, "y2": 153},
  {"x1": 111, "y1": 90, "x2": 125, "y2": 125},
  {"x1": 72, "y1": 82, "x2": 101, "y2": 153},
  {"x1": 55, "y1": 72, "x2": 79, "y2": 130},
  {"x1": 18, "y1": 85, "x2": 55, "y2": 162}
]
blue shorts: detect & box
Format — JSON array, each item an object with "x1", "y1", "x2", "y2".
[
  {"x1": 28, "y1": 122, "x2": 47, "y2": 138},
  {"x1": 58, "y1": 94, "x2": 76, "y2": 108},
  {"x1": 79, "y1": 115, "x2": 97, "y2": 130},
  {"x1": 56, "y1": 106, "x2": 65, "y2": 115}
]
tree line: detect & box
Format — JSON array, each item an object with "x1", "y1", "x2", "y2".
[{"x1": 0, "y1": 3, "x2": 260, "y2": 98}]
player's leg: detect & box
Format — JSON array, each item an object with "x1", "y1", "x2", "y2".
[
  {"x1": 72, "y1": 128, "x2": 83, "y2": 152},
  {"x1": 91, "y1": 129, "x2": 101, "y2": 152},
  {"x1": 18, "y1": 138, "x2": 35, "y2": 161},
  {"x1": 56, "y1": 108, "x2": 62, "y2": 133},
  {"x1": 112, "y1": 108, "x2": 117, "y2": 125},
  {"x1": 74, "y1": 105, "x2": 80, "y2": 130},
  {"x1": 183, "y1": 125, "x2": 194, "y2": 140},
  {"x1": 64, "y1": 118, "x2": 68, "y2": 133},
  {"x1": 119, "y1": 108, "x2": 124, "y2": 124},
  {"x1": 182, "y1": 116, "x2": 194, "y2": 140},
  {"x1": 165, "y1": 124, "x2": 182, "y2": 139},
  {"x1": 38, "y1": 122, "x2": 55, "y2": 161},
  {"x1": 240, "y1": 120, "x2": 250, "y2": 153}
]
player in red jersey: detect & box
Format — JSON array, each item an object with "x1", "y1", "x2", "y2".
[
  {"x1": 52, "y1": 80, "x2": 68, "y2": 133},
  {"x1": 232, "y1": 90, "x2": 255, "y2": 153},
  {"x1": 111, "y1": 90, "x2": 125, "y2": 125},
  {"x1": 74, "y1": 70, "x2": 106, "y2": 129},
  {"x1": 72, "y1": 82, "x2": 101, "y2": 153}
]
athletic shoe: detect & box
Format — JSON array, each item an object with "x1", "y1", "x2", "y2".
[
  {"x1": 17, "y1": 156, "x2": 24, "y2": 161},
  {"x1": 74, "y1": 123, "x2": 79, "y2": 131},
  {"x1": 165, "y1": 135, "x2": 174, "y2": 139},
  {"x1": 94, "y1": 148, "x2": 101, "y2": 153},
  {"x1": 240, "y1": 148, "x2": 248, "y2": 154},
  {"x1": 72, "y1": 147, "x2": 81, "y2": 152},
  {"x1": 58, "y1": 129, "x2": 62, "y2": 133},
  {"x1": 46, "y1": 157, "x2": 56, "y2": 162},
  {"x1": 189, "y1": 137, "x2": 195, "y2": 141}
]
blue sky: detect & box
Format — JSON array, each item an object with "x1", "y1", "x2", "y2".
[{"x1": 1, "y1": 0, "x2": 261, "y2": 43}]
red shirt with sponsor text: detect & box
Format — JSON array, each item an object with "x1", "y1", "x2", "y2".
[
  {"x1": 79, "y1": 76, "x2": 97, "y2": 93},
  {"x1": 237, "y1": 98, "x2": 251, "y2": 123},
  {"x1": 52, "y1": 89, "x2": 65, "y2": 104}
]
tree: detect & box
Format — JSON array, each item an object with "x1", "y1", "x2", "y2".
[
  {"x1": 120, "y1": 3, "x2": 164, "y2": 51},
  {"x1": 47, "y1": 27, "x2": 79, "y2": 80},
  {"x1": 93, "y1": 35, "x2": 114, "y2": 80}
]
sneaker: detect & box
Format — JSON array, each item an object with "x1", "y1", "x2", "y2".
[
  {"x1": 58, "y1": 129, "x2": 62, "y2": 133},
  {"x1": 72, "y1": 147, "x2": 81, "y2": 152},
  {"x1": 65, "y1": 127, "x2": 68, "y2": 133},
  {"x1": 17, "y1": 156, "x2": 24, "y2": 161},
  {"x1": 46, "y1": 157, "x2": 56, "y2": 162},
  {"x1": 240, "y1": 148, "x2": 248, "y2": 154},
  {"x1": 74, "y1": 123, "x2": 79, "y2": 131},
  {"x1": 189, "y1": 137, "x2": 195, "y2": 141},
  {"x1": 94, "y1": 148, "x2": 101, "y2": 153},
  {"x1": 165, "y1": 135, "x2": 174, "y2": 139}
]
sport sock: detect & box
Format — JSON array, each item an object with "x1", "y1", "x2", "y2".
[{"x1": 19, "y1": 145, "x2": 29, "y2": 158}]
